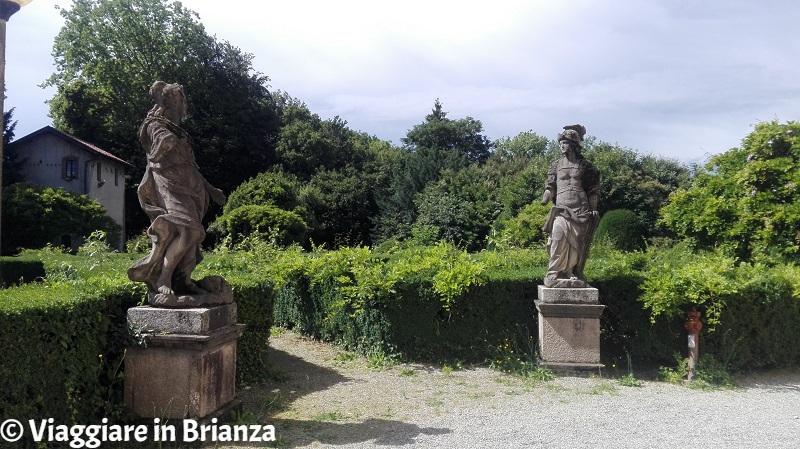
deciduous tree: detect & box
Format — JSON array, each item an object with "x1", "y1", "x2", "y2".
[
  {"x1": 45, "y1": 0, "x2": 280, "y2": 235},
  {"x1": 661, "y1": 120, "x2": 800, "y2": 262}
]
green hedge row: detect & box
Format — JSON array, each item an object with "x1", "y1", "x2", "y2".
[
  {"x1": 0, "y1": 255, "x2": 45, "y2": 286},
  {"x1": 275, "y1": 275, "x2": 539, "y2": 361},
  {"x1": 0, "y1": 280, "x2": 141, "y2": 424},
  {"x1": 270, "y1": 244, "x2": 543, "y2": 361},
  {"x1": 0, "y1": 251, "x2": 273, "y2": 430},
  {"x1": 272, "y1": 242, "x2": 800, "y2": 372}
]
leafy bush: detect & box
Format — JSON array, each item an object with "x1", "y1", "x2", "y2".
[
  {"x1": 660, "y1": 120, "x2": 800, "y2": 262},
  {"x1": 210, "y1": 204, "x2": 308, "y2": 246},
  {"x1": 595, "y1": 209, "x2": 647, "y2": 251},
  {"x1": 1, "y1": 182, "x2": 121, "y2": 254},
  {"x1": 412, "y1": 167, "x2": 501, "y2": 252},
  {"x1": 498, "y1": 202, "x2": 551, "y2": 248},
  {"x1": 223, "y1": 170, "x2": 304, "y2": 214}
]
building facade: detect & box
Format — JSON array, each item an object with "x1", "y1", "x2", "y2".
[{"x1": 9, "y1": 126, "x2": 132, "y2": 250}]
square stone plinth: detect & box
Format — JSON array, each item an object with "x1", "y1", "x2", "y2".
[
  {"x1": 537, "y1": 286, "x2": 599, "y2": 304},
  {"x1": 128, "y1": 304, "x2": 237, "y2": 335},
  {"x1": 125, "y1": 322, "x2": 245, "y2": 419},
  {"x1": 536, "y1": 300, "x2": 605, "y2": 368}
]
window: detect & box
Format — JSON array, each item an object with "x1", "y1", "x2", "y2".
[
  {"x1": 114, "y1": 168, "x2": 119, "y2": 186},
  {"x1": 96, "y1": 162, "x2": 102, "y2": 182},
  {"x1": 63, "y1": 158, "x2": 78, "y2": 180}
]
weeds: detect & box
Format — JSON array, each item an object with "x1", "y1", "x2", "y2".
[
  {"x1": 333, "y1": 351, "x2": 358, "y2": 367},
  {"x1": 659, "y1": 353, "x2": 735, "y2": 389},
  {"x1": 489, "y1": 326, "x2": 554, "y2": 382},
  {"x1": 367, "y1": 351, "x2": 401, "y2": 370},
  {"x1": 587, "y1": 383, "x2": 618, "y2": 395},
  {"x1": 616, "y1": 351, "x2": 643, "y2": 387}
]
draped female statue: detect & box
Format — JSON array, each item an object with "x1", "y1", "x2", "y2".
[{"x1": 128, "y1": 81, "x2": 230, "y2": 307}]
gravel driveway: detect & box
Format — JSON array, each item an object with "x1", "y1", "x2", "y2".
[{"x1": 227, "y1": 330, "x2": 800, "y2": 449}]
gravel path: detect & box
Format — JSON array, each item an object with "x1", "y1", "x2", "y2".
[{"x1": 228, "y1": 330, "x2": 800, "y2": 449}]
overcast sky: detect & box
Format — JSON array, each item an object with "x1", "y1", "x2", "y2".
[{"x1": 6, "y1": 0, "x2": 800, "y2": 164}]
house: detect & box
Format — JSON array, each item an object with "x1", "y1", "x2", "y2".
[{"x1": 8, "y1": 126, "x2": 132, "y2": 250}]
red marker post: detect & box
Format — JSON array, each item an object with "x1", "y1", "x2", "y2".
[{"x1": 684, "y1": 307, "x2": 703, "y2": 381}]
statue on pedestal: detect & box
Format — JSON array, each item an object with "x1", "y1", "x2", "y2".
[
  {"x1": 540, "y1": 124, "x2": 601, "y2": 288},
  {"x1": 128, "y1": 81, "x2": 231, "y2": 307}
]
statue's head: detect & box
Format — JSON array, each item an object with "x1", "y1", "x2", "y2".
[
  {"x1": 148, "y1": 81, "x2": 186, "y2": 120},
  {"x1": 557, "y1": 124, "x2": 586, "y2": 153}
]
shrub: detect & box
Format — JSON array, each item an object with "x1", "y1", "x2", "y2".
[
  {"x1": 210, "y1": 204, "x2": 308, "y2": 246},
  {"x1": 1, "y1": 182, "x2": 121, "y2": 254},
  {"x1": 498, "y1": 202, "x2": 551, "y2": 248},
  {"x1": 595, "y1": 209, "x2": 647, "y2": 251},
  {"x1": 223, "y1": 170, "x2": 304, "y2": 214}
]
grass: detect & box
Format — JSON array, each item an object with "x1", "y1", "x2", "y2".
[
  {"x1": 618, "y1": 373, "x2": 644, "y2": 387},
  {"x1": 587, "y1": 382, "x2": 618, "y2": 395},
  {"x1": 311, "y1": 410, "x2": 348, "y2": 422},
  {"x1": 398, "y1": 367, "x2": 418, "y2": 376}
]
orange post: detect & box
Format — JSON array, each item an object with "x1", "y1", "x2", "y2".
[{"x1": 684, "y1": 307, "x2": 703, "y2": 381}]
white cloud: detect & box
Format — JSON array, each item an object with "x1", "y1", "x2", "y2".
[{"x1": 5, "y1": 0, "x2": 800, "y2": 163}]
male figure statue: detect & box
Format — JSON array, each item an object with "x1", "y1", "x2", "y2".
[{"x1": 541, "y1": 125, "x2": 601, "y2": 288}]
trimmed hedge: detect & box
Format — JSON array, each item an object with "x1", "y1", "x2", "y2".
[
  {"x1": 0, "y1": 251, "x2": 273, "y2": 431},
  {"x1": 595, "y1": 209, "x2": 647, "y2": 251},
  {"x1": 0, "y1": 256, "x2": 45, "y2": 287},
  {"x1": 275, "y1": 274, "x2": 539, "y2": 361},
  {"x1": 0, "y1": 280, "x2": 142, "y2": 424},
  {"x1": 273, "y1": 243, "x2": 800, "y2": 372}
]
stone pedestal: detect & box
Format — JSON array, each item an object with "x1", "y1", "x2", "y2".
[
  {"x1": 536, "y1": 286, "x2": 605, "y2": 372},
  {"x1": 125, "y1": 304, "x2": 244, "y2": 419}
]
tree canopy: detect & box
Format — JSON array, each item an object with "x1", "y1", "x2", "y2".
[
  {"x1": 660, "y1": 120, "x2": 800, "y2": 262},
  {"x1": 2, "y1": 109, "x2": 22, "y2": 187},
  {"x1": 37, "y1": 1, "x2": 702, "y2": 254},
  {"x1": 45, "y1": 0, "x2": 280, "y2": 233}
]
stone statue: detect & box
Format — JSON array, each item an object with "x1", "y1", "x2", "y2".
[
  {"x1": 540, "y1": 124, "x2": 601, "y2": 288},
  {"x1": 128, "y1": 81, "x2": 232, "y2": 308}
]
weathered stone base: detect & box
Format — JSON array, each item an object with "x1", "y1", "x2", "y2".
[
  {"x1": 536, "y1": 286, "x2": 605, "y2": 369},
  {"x1": 125, "y1": 304, "x2": 244, "y2": 419},
  {"x1": 128, "y1": 303, "x2": 238, "y2": 335},
  {"x1": 538, "y1": 361, "x2": 605, "y2": 377}
]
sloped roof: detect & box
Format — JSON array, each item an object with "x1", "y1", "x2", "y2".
[{"x1": 9, "y1": 125, "x2": 133, "y2": 167}]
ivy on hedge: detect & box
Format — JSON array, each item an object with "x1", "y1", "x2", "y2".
[{"x1": 269, "y1": 240, "x2": 800, "y2": 372}]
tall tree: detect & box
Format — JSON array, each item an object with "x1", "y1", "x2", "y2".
[
  {"x1": 274, "y1": 98, "x2": 372, "y2": 181},
  {"x1": 661, "y1": 120, "x2": 800, "y2": 262},
  {"x1": 44, "y1": 0, "x2": 280, "y2": 235},
  {"x1": 374, "y1": 100, "x2": 493, "y2": 243},
  {"x1": 581, "y1": 137, "x2": 690, "y2": 236},
  {"x1": 2, "y1": 108, "x2": 23, "y2": 187}
]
